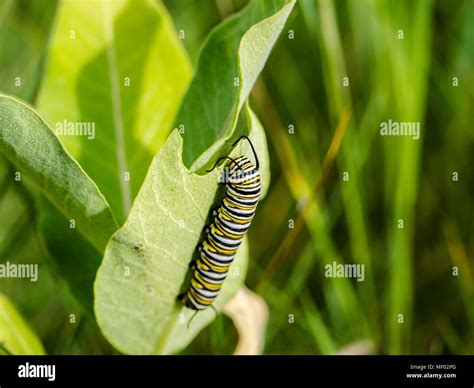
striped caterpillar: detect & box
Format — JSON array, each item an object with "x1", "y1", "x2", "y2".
[{"x1": 179, "y1": 136, "x2": 260, "y2": 324}]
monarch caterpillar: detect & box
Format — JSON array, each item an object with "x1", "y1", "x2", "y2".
[{"x1": 179, "y1": 136, "x2": 260, "y2": 323}]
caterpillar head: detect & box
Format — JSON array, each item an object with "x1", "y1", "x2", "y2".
[{"x1": 227, "y1": 156, "x2": 260, "y2": 185}]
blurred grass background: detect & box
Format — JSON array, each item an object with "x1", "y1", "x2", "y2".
[{"x1": 1, "y1": 0, "x2": 473, "y2": 355}]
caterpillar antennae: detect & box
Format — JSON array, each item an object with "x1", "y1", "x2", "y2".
[
  {"x1": 207, "y1": 156, "x2": 243, "y2": 173},
  {"x1": 232, "y1": 135, "x2": 259, "y2": 170},
  {"x1": 187, "y1": 310, "x2": 199, "y2": 330}
]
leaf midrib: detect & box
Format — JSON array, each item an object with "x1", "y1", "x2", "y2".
[{"x1": 102, "y1": 1, "x2": 131, "y2": 219}]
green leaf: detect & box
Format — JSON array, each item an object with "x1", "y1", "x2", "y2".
[
  {"x1": 0, "y1": 94, "x2": 117, "y2": 251},
  {"x1": 35, "y1": 0, "x2": 192, "y2": 311},
  {"x1": 0, "y1": 293, "x2": 45, "y2": 355},
  {"x1": 176, "y1": 0, "x2": 295, "y2": 172},
  {"x1": 37, "y1": 0, "x2": 192, "y2": 222},
  {"x1": 92, "y1": 103, "x2": 270, "y2": 353},
  {"x1": 94, "y1": 131, "x2": 249, "y2": 354},
  {"x1": 93, "y1": 105, "x2": 270, "y2": 353}
]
